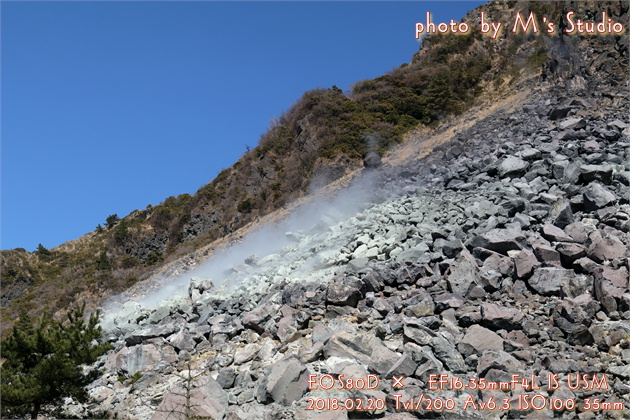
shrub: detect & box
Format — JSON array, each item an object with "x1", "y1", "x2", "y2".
[
  {"x1": 237, "y1": 198, "x2": 254, "y2": 214},
  {"x1": 145, "y1": 252, "x2": 163, "y2": 266}
]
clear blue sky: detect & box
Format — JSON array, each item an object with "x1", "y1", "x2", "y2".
[{"x1": 1, "y1": 1, "x2": 486, "y2": 251}]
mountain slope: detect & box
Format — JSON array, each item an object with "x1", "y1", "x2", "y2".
[
  {"x1": 75, "y1": 19, "x2": 629, "y2": 418},
  {"x1": 1, "y1": 1, "x2": 628, "y2": 333},
  {"x1": 1, "y1": 0, "x2": 629, "y2": 418}
]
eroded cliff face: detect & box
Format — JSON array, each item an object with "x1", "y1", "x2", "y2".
[{"x1": 65, "y1": 27, "x2": 630, "y2": 417}]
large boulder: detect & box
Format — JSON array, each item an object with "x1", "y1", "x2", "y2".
[
  {"x1": 470, "y1": 228, "x2": 525, "y2": 255},
  {"x1": 527, "y1": 267, "x2": 575, "y2": 296},
  {"x1": 116, "y1": 344, "x2": 165, "y2": 376},
  {"x1": 587, "y1": 230, "x2": 627, "y2": 262},
  {"x1": 446, "y1": 249, "x2": 481, "y2": 296},
  {"x1": 498, "y1": 156, "x2": 529, "y2": 177},
  {"x1": 324, "y1": 331, "x2": 400, "y2": 375},
  {"x1": 262, "y1": 356, "x2": 310, "y2": 405},
  {"x1": 458, "y1": 325, "x2": 504, "y2": 356},
  {"x1": 583, "y1": 183, "x2": 617, "y2": 211}
]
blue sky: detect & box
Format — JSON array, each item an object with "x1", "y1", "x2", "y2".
[{"x1": 1, "y1": 1, "x2": 486, "y2": 251}]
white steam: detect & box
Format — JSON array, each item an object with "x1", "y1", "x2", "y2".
[{"x1": 101, "y1": 169, "x2": 385, "y2": 327}]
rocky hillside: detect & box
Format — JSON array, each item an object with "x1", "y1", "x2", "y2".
[
  {"x1": 1, "y1": 0, "x2": 629, "y2": 418},
  {"x1": 6, "y1": 0, "x2": 627, "y2": 333},
  {"x1": 54, "y1": 3, "x2": 630, "y2": 417}
]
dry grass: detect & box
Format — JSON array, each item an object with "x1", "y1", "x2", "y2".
[{"x1": 384, "y1": 87, "x2": 534, "y2": 167}]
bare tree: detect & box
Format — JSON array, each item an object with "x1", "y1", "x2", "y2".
[{"x1": 153, "y1": 362, "x2": 212, "y2": 420}]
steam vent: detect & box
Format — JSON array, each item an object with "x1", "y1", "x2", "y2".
[{"x1": 1, "y1": 1, "x2": 629, "y2": 419}]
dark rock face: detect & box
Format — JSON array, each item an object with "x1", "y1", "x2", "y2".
[{"x1": 76, "y1": 29, "x2": 630, "y2": 420}]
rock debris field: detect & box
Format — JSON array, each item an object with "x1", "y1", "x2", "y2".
[{"x1": 74, "y1": 84, "x2": 630, "y2": 420}]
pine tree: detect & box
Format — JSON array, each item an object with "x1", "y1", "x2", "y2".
[
  {"x1": 105, "y1": 214, "x2": 120, "y2": 229},
  {"x1": 35, "y1": 243, "x2": 51, "y2": 256},
  {"x1": 95, "y1": 251, "x2": 112, "y2": 271},
  {"x1": 0, "y1": 303, "x2": 112, "y2": 419}
]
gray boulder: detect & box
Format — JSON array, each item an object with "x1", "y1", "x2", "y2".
[
  {"x1": 587, "y1": 230, "x2": 627, "y2": 262},
  {"x1": 583, "y1": 182, "x2": 617, "y2": 211},
  {"x1": 446, "y1": 249, "x2": 480, "y2": 296},
  {"x1": 470, "y1": 228, "x2": 525, "y2": 255},
  {"x1": 527, "y1": 267, "x2": 575, "y2": 296},
  {"x1": 458, "y1": 325, "x2": 504, "y2": 357},
  {"x1": 498, "y1": 156, "x2": 529, "y2": 177},
  {"x1": 264, "y1": 356, "x2": 309, "y2": 405}
]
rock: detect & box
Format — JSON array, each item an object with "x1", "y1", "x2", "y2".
[
  {"x1": 125, "y1": 324, "x2": 179, "y2": 346},
  {"x1": 429, "y1": 333, "x2": 467, "y2": 373},
  {"x1": 216, "y1": 368, "x2": 237, "y2": 389},
  {"x1": 573, "y1": 257, "x2": 600, "y2": 274},
  {"x1": 224, "y1": 402, "x2": 285, "y2": 420},
  {"x1": 481, "y1": 303, "x2": 524, "y2": 330},
  {"x1": 242, "y1": 304, "x2": 277, "y2": 334},
  {"x1": 384, "y1": 353, "x2": 417, "y2": 378},
  {"x1": 403, "y1": 318, "x2": 463, "y2": 374},
  {"x1": 477, "y1": 350, "x2": 523, "y2": 376},
  {"x1": 404, "y1": 342, "x2": 444, "y2": 382},
  {"x1": 323, "y1": 331, "x2": 400, "y2": 375},
  {"x1": 326, "y1": 282, "x2": 362, "y2": 307},
  {"x1": 298, "y1": 341, "x2": 324, "y2": 364},
  {"x1": 405, "y1": 295, "x2": 435, "y2": 317},
  {"x1": 609, "y1": 365, "x2": 630, "y2": 380},
  {"x1": 548, "y1": 200, "x2": 574, "y2": 229},
  {"x1": 564, "y1": 222, "x2": 591, "y2": 244},
  {"x1": 370, "y1": 344, "x2": 405, "y2": 376},
  {"x1": 533, "y1": 244, "x2": 562, "y2": 267},
  {"x1": 116, "y1": 344, "x2": 164, "y2": 375},
  {"x1": 458, "y1": 325, "x2": 504, "y2": 356},
  {"x1": 559, "y1": 117, "x2": 586, "y2": 131},
  {"x1": 209, "y1": 314, "x2": 244, "y2": 337},
  {"x1": 168, "y1": 330, "x2": 196, "y2": 353},
  {"x1": 311, "y1": 323, "x2": 334, "y2": 344},
  {"x1": 346, "y1": 257, "x2": 369, "y2": 273},
  {"x1": 498, "y1": 156, "x2": 529, "y2": 177},
  {"x1": 587, "y1": 230, "x2": 627, "y2": 262},
  {"x1": 433, "y1": 293, "x2": 465, "y2": 310},
  {"x1": 470, "y1": 228, "x2": 525, "y2": 255},
  {"x1": 583, "y1": 183, "x2": 617, "y2": 211},
  {"x1": 446, "y1": 249, "x2": 480, "y2": 296},
  {"x1": 113, "y1": 302, "x2": 145, "y2": 327},
  {"x1": 594, "y1": 266, "x2": 629, "y2": 312},
  {"x1": 373, "y1": 297, "x2": 396, "y2": 316},
  {"x1": 541, "y1": 224, "x2": 574, "y2": 243},
  {"x1": 264, "y1": 356, "x2": 309, "y2": 405},
  {"x1": 188, "y1": 276, "x2": 214, "y2": 301},
  {"x1": 147, "y1": 306, "x2": 171, "y2": 325},
  {"x1": 580, "y1": 164, "x2": 614, "y2": 184},
  {"x1": 556, "y1": 242, "x2": 587, "y2": 265},
  {"x1": 548, "y1": 106, "x2": 572, "y2": 120},
  {"x1": 396, "y1": 245, "x2": 430, "y2": 265},
  {"x1": 527, "y1": 267, "x2": 575, "y2": 296},
  {"x1": 513, "y1": 249, "x2": 540, "y2": 279},
  {"x1": 234, "y1": 343, "x2": 261, "y2": 365},
  {"x1": 276, "y1": 306, "x2": 308, "y2": 343}
]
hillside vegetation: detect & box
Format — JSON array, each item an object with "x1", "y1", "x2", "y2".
[{"x1": 2, "y1": 0, "x2": 628, "y2": 332}]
